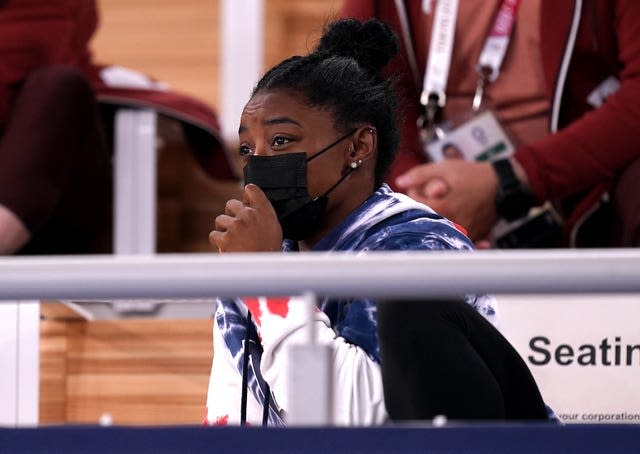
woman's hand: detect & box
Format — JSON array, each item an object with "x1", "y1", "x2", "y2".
[{"x1": 209, "y1": 184, "x2": 283, "y2": 252}]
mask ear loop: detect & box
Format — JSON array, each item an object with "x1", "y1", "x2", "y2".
[
  {"x1": 313, "y1": 155, "x2": 362, "y2": 201},
  {"x1": 307, "y1": 128, "x2": 358, "y2": 162},
  {"x1": 306, "y1": 127, "x2": 363, "y2": 200}
]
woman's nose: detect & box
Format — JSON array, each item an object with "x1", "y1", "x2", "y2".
[{"x1": 253, "y1": 144, "x2": 272, "y2": 157}]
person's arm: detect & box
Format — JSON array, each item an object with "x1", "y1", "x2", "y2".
[
  {"x1": 206, "y1": 296, "x2": 387, "y2": 426},
  {"x1": 254, "y1": 295, "x2": 387, "y2": 426},
  {"x1": 395, "y1": 2, "x2": 640, "y2": 240},
  {"x1": 372, "y1": 228, "x2": 502, "y2": 330},
  {"x1": 515, "y1": 1, "x2": 640, "y2": 202}
]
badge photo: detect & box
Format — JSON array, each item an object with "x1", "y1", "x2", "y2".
[{"x1": 426, "y1": 110, "x2": 514, "y2": 162}]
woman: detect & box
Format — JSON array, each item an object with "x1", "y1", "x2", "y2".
[{"x1": 206, "y1": 18, "x2": 549, "y2": 426}]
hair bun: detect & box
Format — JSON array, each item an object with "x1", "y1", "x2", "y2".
[{"x1": 315, "y1": 18, "x2": 399, "y2": 72}]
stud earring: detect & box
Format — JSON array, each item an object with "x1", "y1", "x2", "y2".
[{"x1": 350, "y1": 159, "x2": 363, "y2": 169}]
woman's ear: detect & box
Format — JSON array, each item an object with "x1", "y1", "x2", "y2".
[{"x1": 347, "y1": 126, "x2": 376, "y2": 164}]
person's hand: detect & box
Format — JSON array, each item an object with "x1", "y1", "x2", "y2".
[
  {"x1": 395, "y1": 160, "x2": 499, "y2": 241},
  {"x1": 209, "y1": 184, "x2": 283, "y2": 252}
]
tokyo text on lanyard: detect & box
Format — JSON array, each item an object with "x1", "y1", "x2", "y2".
[{"x1": 419, "y1": 0, "x2": 521, "y2": 137}]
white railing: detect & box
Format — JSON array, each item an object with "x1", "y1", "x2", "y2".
[
  {"x1": 1, "y1": 249, "x2": 640, "y2": 300},
  {"x1": 3, "y1": 249, "x2": 640, "y2": 426}
]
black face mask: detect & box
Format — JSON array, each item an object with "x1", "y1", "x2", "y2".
[{"x1": 243, "y1": 130, "x2": 356, "y2": 240}]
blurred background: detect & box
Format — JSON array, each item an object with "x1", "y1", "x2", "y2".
[
  {"x1": 39, "y1": 0, "x2": 344, "y2": 427},
  {"x1": 90, "y1": 0, "x2": 343, "y2": 255}
]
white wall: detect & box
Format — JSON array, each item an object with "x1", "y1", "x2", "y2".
[{"x1": 0, "y1": 302, "x2": 39, "y2": 426}]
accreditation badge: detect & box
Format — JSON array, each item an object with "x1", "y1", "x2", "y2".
[{"x1": 425, "y1": 110, "x2": 514, "y2": 162}]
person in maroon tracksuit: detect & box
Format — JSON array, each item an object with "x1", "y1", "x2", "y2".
[
  {"x1": 0, "y1": 0, "x2": 234, "y2": 254},
  {"x1": 341, "y1": 0, "x2": 640, "y2": 247}
]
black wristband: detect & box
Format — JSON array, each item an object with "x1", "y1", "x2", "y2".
[{"x1": 492, "y1": 158, "x2": 535, "y2": 221}]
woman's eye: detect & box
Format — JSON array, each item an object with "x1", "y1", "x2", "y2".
[
  {"x1": 238, "y1": 145, "x2": 253, "y2": 156},
  {"x1": 272, "y1": 136, "x2": 291, "y2": 147}
]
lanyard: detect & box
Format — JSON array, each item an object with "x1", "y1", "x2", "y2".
[
  {"x1": 473, "y1": 0, "x2": 521, "y2": 110},
  {"x1": 420, "y1": 0, "x2": 521, "y2": 126},
  {"x1": 422, "y1": 0, "x2": 459, "y2": 109}
]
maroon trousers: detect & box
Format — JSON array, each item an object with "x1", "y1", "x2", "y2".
[
  {"x1": 611, "y1": 157, "x2": 640, "y2": 247},
  {"x1": 0, "y1": 65, "x2": 112, "y2": 254}
]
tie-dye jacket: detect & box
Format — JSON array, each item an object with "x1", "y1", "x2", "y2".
[{"x1": 205, "y1": 184, "x2": 500, "y2": 426}]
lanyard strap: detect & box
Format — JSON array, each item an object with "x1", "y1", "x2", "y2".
[
  {"x1": 473, "y1": 0, "x2": 521, "y2": 110},
  {"x1": 421, "y1": 0, "x2": 458, "y2": 109},
  {"x1": 477, "y1": 0, "x2": 521, "y2": 82},
  {"x1": 421, "y1": 0, "x2": 521, "y2": 115}
]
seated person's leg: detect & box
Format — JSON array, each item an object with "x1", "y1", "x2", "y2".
[
  {"x1": 0, "y1": 65, "x2": 112, "y2": 254},
  {"x1": 611, "y1": 156, "x2": 640, "y2": 247},
  {"x1": 377, "y1": 298, "x2": 548, "y2": 421}
]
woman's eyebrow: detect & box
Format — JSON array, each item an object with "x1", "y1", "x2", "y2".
[
  {"x1": 264, "y1": 116, "x2": 302, "y2": 127},
  {"x1": 238, "y1": 116, "x2": 302, "y2": 135}
]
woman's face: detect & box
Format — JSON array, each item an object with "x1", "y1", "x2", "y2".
[
  {"x1": 238, "y1": 88, "x2": 352, "y2": 202},
  {"x1": 237, "y1": 88, "x2": 375, "y2": 245}
]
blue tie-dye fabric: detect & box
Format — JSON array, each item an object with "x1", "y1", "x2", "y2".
[
  {"x1": 216, "y1": 183, "x2": 499, "y2": 423},
  {"x1": 282, "y1": 183, "x2": 497, "y2": 362}
]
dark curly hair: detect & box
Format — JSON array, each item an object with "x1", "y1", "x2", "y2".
[{"x1": 252, "y1": 18, "x2": 400, "y2": 188}]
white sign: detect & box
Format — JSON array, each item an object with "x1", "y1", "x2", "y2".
[{"x1": 499, "y1": 294, "x2": 640, "y2": 424}]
